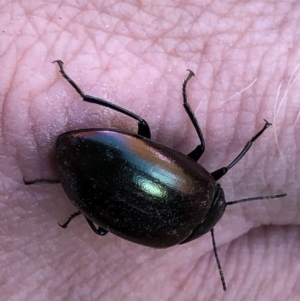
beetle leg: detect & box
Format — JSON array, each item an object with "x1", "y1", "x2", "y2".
[
  {"x1": 59, "y1": 211, "x2": 82, "y2": 228},
  {"x1": 23, "y1": 178, "x2": 60, "y2": 185},
  {"x1": 85, "y1": 217, "x2": 108, "y2": 236},
  {"x1": 53, "y1": 60, "x2": 151, "y2": 139},
  {"x1": 182, "y1": 70, "x2": 206, "y2": 161},
  {"x1": 59, "y1": 212, "x2": 108, "y2": 236},
  {"x1": 211, "y1": 119, "x2": 272, "y2": 181}
]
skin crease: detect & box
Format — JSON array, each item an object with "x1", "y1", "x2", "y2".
[{"x1": 0, "y1": 0, "x2": 299, "y2": 300}]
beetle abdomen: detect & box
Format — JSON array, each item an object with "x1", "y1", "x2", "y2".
[{"x1": 56, "y1": 129, "x2": 216, "y2": 247}]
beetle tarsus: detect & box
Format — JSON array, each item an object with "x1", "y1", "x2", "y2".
[
  {"x1": 53, "y1": 60, "x2": 86, "y2": 98},
  {"x1": 52, "y1": 59, "x2": 63, "y2": 66},
  {"x1": 59, "y1": 211, "x2": 82, "y2": 229},
  {"x1": 186, "y1": 69, "x2": 195, "y2": 79},
  {"x1": 251, "y1": 119, "x2": 271, "y2": 142}
]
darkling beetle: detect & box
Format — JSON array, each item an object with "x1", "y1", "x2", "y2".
[{"x1": 25, "y1": 60, "x2": 286, "y2": 291}]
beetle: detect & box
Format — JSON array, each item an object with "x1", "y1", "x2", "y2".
[{"x1": 25, "y1": 60, "x2": 286, "y2": 290}]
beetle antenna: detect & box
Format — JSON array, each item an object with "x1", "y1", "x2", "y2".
[
  {"x1": 226, "y1": 193, "x2": 287, "y2": 206},
  {"x1": 211, "y1": 228, "x2": 226, "y2": 291}
]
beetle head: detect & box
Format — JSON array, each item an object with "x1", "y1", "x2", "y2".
[{"x1": 180, "y1": 184, "x2": 226, "y2": 244}]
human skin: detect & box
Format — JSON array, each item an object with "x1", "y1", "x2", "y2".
[{"x1": 0, "y1": 1, "x2": 299, "y2": 300}]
